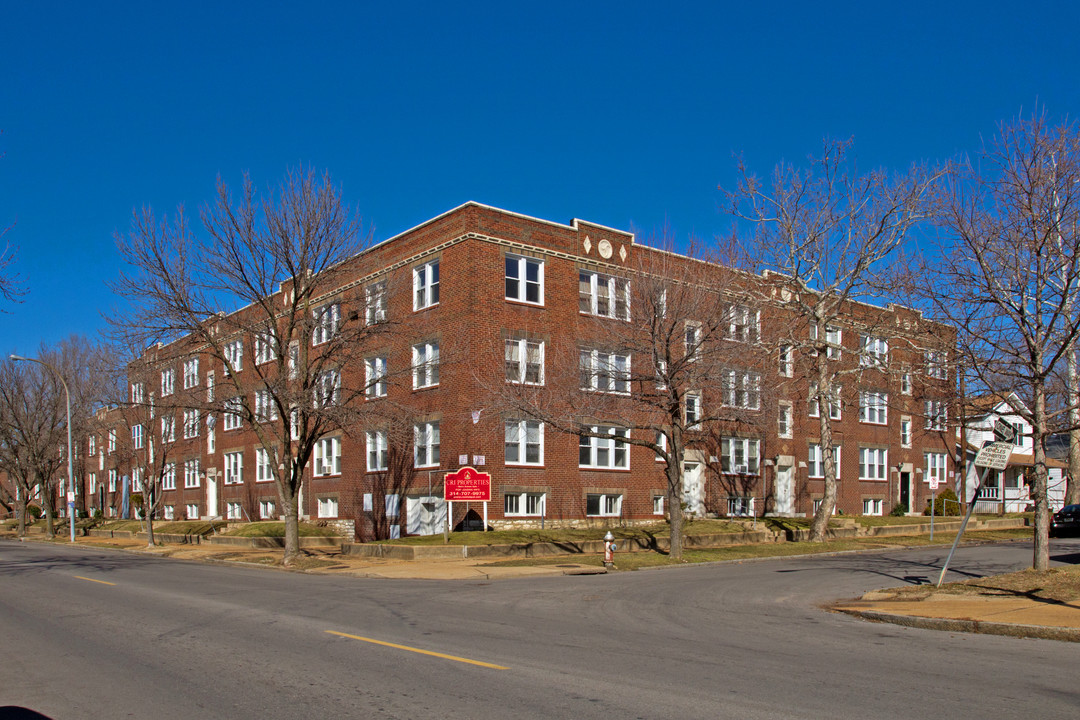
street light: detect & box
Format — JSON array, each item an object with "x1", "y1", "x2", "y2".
[{"x1": 10, "y1": 354, "x2": 76, "y2": 543}]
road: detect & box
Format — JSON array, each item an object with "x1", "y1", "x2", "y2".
[{"x1": 1, "y1": 538, "x2": 1078, "y2": 719}]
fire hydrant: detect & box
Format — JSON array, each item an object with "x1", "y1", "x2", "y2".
[{"x1": 603, "y1": 531, "x2": 617, "y2": 569}]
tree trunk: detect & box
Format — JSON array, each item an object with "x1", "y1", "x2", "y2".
[
  {"x1": 667, "y1": 463, "x2": 684, "y2": 560},
  {"x1": 1068, "y1": 344, "x2": 1080, "y2": 506},
  {"x1": 809, "y1": 355, "x2": 835, "y2": 542},
  {"x1": 1033, "y1": 388, "x2": 1051, "y2": 571},
  {"x1": 17, "y1": 494, "x2": 27, "y2": 538},
  {"x1": 282, "y1": 484, "x2": 300, "y2": 565},
  {"x1": 42, "y1": 489, "x2": 55, "y2": 537},
  {"x1": 145, "y1": 507, "x2": 156, "y2": 548}
]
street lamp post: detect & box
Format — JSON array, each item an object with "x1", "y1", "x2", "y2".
[{"x1": 10, "y1": 354, "x2": 76, "y2": 543}]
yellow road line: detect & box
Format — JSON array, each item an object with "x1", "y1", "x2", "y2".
[
  {"x1": 325, "y1": 630, "x2": 508, "y2": 670},
  {"x1": 73, "y1": 575, "x2": 116, "y2": 586}
]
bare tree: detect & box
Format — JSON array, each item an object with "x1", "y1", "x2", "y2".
[
  {"x1": 112, "y1": 168, "x2": 389, "y2": 564},
  {"x1": 724, "y1": 138, "x2": 940, "y2": 541},
  {"x1": 0, "y1": 137, "x2": 24, "y2": 306},
  {"x1": 912, "y1": 112, "x2": 1080, "y2": 570}
]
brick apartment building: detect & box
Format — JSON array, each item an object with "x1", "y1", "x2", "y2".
[{"x1": 75, "y1": 202, "x2": 955, "y2": 539}]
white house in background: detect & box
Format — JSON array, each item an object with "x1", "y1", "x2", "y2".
[{"x1": 958, "y1": 393, "x2": 1067, "y2": 512}]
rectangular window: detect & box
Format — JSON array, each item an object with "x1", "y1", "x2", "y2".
[
  {"x1": 579, "y1": 426, "x2": 630, "y2": 470},
  {"x1": 859, "y1": 447, "x2": 888, "y2": 480},
  {"x1": 685, "y1": 392, "x2": 702, "y2": 429},
  {"x1": 186, "y1": 503, "x2": 199, "y2": 520},
  {"x1": 653, "y1": 494, "x2": 665, "y2": 515},
  {"x1": 317, "y1": 497, "x2": 339, "y2": 519},
  {"x1": 108, "y1": 468, "x2": 118, "y2": 492},
  {"x1": 160, "y1": 415, "x2": 175, "y2": 443},
  {"x1": 183, "y1": 459, "x2": 200, "y2": 488},
  {"x1": 224, "y1": 396, "x2": 243, "y2": 431},
  {"x1": 900, "y1": 367, "x2": 912, "y2": 395},
  {"x1": 505, "y1": 254, "x2": 544, "y2": 305},
  {"x1": 779, "y1": 345, "x2": 793, "y2": 377},
  {"x1": 860, "y1": 336, "x2": 889, "y2": 367},
  {"x1": 414, "y1": 421, "x2": 440, "y2": 468},
  {"x1": 722, "y1": 369, "x2": 761, "y2": 410},
  {"x1": 412, "y1": 342, "x2": 440, "y2": 389},
  {"x1": 926, "y1": 351, "x2": 947, "y2": 380},
  {"x1": 365, "y1": 357, "x2": 388, "y2": 398},
  {"x1": 131, "y1": 467, "x2": 144, "y2": 493},
  {"x1": 88, "y1": 435, "x2": 96, "y2": 456},
  {"x1": 314, "y1": 436, "x2": 342, "y2": 477},
  {"x1": 255, "y1": 389, "x2": 278, "y2": 422},
  {"x1": 579, "y1": 270, "x2": 629, "y2": 320},
  {"x1": 862, "y1": 498, "x2": 884, "y2": 516},
  {"x1": 579, "y1": 348, "x2": 630, "y2": 394},
  {"x1": 88, "y1": 473, "x2": 97, "y2": 495},
  {"x1": 721, "y1": 437, "x2": 761, "y2": 475},
  {"x1": 586, "y1": 493, "x2": 623, "y2": 517},
  {"x1": 161, "y1": 368, "x2": 175, "y2": 397},
  {"x1": 778, "y1": 402, "x2": 793, "y2": 439},
  {"x1": 809, "y1": 384, "x2": 840, "y2": 419},
  {"x1": 413, "y1": 260, "x2": 440, "y2": 310},
  {"x1": 728, "y1": 304, "x2": 760, "y2": 343},
  {"x1": 224, "y1": 451, "x2": 243, "y2": 485},
  {"x1": 132, "y1": 424, "x2": 144, "y2": 450},
  {"x1": 505, "y1": 338, "x2": 544, "y2": 385},
  {"x1": 259, "y1": 499, "x2": 276, "y2": 519},
  {"x1": 314, "y1": 370, "x2": 341, "y2": 408},
  {"x1": 183, "y1": 409, "x2": 200, "y2": 439},
  {"x1": 108, "y1": 429, "x2": 116, "y2": 453},
  {"x1": 366, "y1": 430, "x2": 388, "y2": 472},
  {"x1": 385, "y1": 493, "x2": 400, "y2": 517},
  {"x1": 504, "y1": 491, "x2": 546, "y2": 517},
  {"x1": 224, "y1": 339, "x2": 243, "y2": 375},
  {"x1": 256, "y1": 447, "x2": 273, "y2": 483},
  {"x1": 925, "y1": 400, "x2": 948, "y2": 431},
  {"x1": 226, "y1": 502, "x2": 242, "y2": 520},
  {"x1": 900, "y1": 417, "x2": 912, "y2": 448},
  {"x1": 183, "y1": 357, "x2": 199, "y2": 389},
  {"x1": 809, "y1": 444, "x2": 842, "y2": 479},
  {"x1": 365, "y1": 281, "x2": 387, "y2": 324},
  {"x1": 206, "y1": 371, "x2": 215, "y2": 402},
  {"x1": 255, "y1": 328, "x2": 277, "y2": 365},
  {"x1": 505, "y1": 419, "x2": 543, "y2": 466},
  {"x1": 161, "y1": 463, "x2": 176, "y2": 490},
  {"x1": 925, "y1": 452, "x2": 947, "y2": 482},
  {"x1": 685, "y1": 323, "x2": 701, "y2": 362},
  {"x1": 312, "y1": 302, "x2": 341, "y2": 346},
  {"x1": 131, "y1": 382, "x2": 145, "y2": 404},
  {"x1": 859, "y1": 391, "x2": 888, "y2": 425},
  {"x1": 163, "y1": 505, "x2": 175, "y2": 520},
  {"x1": 811, "y1": 325, "x2": 842, "y2": 358}
]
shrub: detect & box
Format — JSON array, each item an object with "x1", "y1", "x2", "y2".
[
  {"x1": 27, "y1": 505, "x2": 42, "y2": 520},
  {"x1": 924, "y1": 488, "x2": 961, "y2": 516},
  {"x1": 889, "y1": 502, "x2": 908, "y2": 517}
]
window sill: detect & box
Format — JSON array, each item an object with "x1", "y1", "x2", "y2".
[
  {"x1": 579, "y1": 466, "x2": 631, "y2": 472},
  {"x1": 505, "y1": 463, "x2": 544, "y2": 469},
  {"x1": 505, "y1": 298, "x2": 545, "y2": 308},
  {"x1": 413, "y1": 303, "x2": 440, "y2": 313}
]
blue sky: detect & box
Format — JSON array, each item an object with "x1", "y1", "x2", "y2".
[{"x1": 2, "y1": 1, "x2": 1078, "y2": 354}]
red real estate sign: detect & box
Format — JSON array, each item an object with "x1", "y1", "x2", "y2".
[{"x1": 444, "y1": 466, "x2": 492, "y2": 502}]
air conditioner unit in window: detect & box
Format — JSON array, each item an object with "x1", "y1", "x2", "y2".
[{"x1": 734, "y1": 464, "x2": 748, "y2": 474}]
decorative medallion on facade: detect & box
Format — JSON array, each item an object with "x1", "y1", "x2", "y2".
[{"x1": 598, "y1": 238, "x2": 613, "y2": 259}]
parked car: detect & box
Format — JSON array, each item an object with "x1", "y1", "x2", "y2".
[{"x1": 1050, "y1": 504, "x2": 1080, "y2": 537}]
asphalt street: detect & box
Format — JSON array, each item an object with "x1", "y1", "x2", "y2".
[{"x1": 2, "y1": 538, "x2": 1078, "y2": 719}]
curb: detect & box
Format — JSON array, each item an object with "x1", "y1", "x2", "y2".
[{"x1": 834, "y1": 607, "x2": 1080, "y2": 643}]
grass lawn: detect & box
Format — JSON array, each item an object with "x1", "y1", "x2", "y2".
[{"x1": 221, "y1": 521, "x2": 341, "y2": 538}]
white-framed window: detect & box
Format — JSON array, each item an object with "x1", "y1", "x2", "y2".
[
  {"x1": 131, "y1": 467, "x2": 144, "y2": 493},
  {"x1": 925, "y1": 452, "x2": 947, "y2": 483},
  {"x1": 925, "y1": 400, "x2": 948, "y2": 430},
  {"x1": 183, "y1": 357, "x2": 199, "y2": 389},
  {"x1": 655, "y1": 430, "x2": 668, "y2": 462},
  {"x1": 365, "y1": 281, "x2": 387, "y2": 325},
  {"x1": 413, "y1": 259, "x2": 440, "y2": 310},
  {"x1": 163, "y1": 505, "x2": 175, "y2": 520},
  {"x1": 685, "y1": 323, "x2": 701, "y2": 362},
  {"x1": 312, "y1": 302, "x2": 341, "y2": 346},
  {"x1": 412, "y1": 342, "x2": 440, "y2": 389},
  {"x1": 859, "y1": 391, "x2": 888, "y2": 425},
  {"x1": 289, "y1": 407, "x2": 300, "y2": 441},
  {"x1": 314, "y1": 436, "x2": 342, "y2": 477},
  {"x1": 505, "y1": 419, "x2": 543, "y2": 466},
  {"x1": 779, "y1": 344, "x2": 793, "y2": 377},
  {"x1": 224, "y1": 396, "x2": 243, "y2": 431},
  {"x1": 859, "y1": 447, "x2": 888, "y2": 480},
  {"x1": 318, "y1": 496, "x2": 340, "y2": 518},
  {"x1": 860, "y1": 335, "x2": 889, "y2": 367},
  {"x1": 809, "y1": 444, "x2": 842, "y2": 479},
  {"x1": 900, "y1": 417, "x2": 912, "y2": 448},
  {"x1": 414, "y1": 421, "x2": 440, "y2": 468},
  {"x1": 862, "y1": 498, "x2": 884, "y2": 516},
  {"x1": 654, "y1": 359, "x2": 668, "y2": 390},
  {"x1": 385, "y1": 493, "x2": 400, "y2": 517},
  {"x1": 161, "y1": 368, "x2": 175, "y2": 397},
  {"x1": 88, "y1": 434, "x2": 97, "y2": 456},
  {"x1": 255, "y1": 389, "x2": 278, "y2": 422},
  {"x1": 108, "y1": 429, "x2": 116, "y2": 453},
  {"x1": 721, "y1": 437, "x2": 760, "y2": 475},
  {"x1": 223, "y1": 451, "x2": 243, "y2": 485},
  {"x1": 900, "y1": 367, "x2": 912, "y2": 395},
  {"x1": 314, "y1": 369, "x2": 341, "y2": 409},
  {"x1": 131, "y1": 382, "x2": 145, "y2": 404},
  {"x1": 88, "y1": 472, "x2": 97, "y2": 495},
  {"x1": 108, "y1": 468, "x2": 118, "y2": 492},
  {"x1": 161, "y1": 463, "x2": 176, "y2": 490},
  {"x1": 287, "y1": 341, "x2": 299, "y2": 380},
  {"x1": 809, "y1": 384, "x2": 841, "y2": 420},
  {"x1": 183, "y1": 409, "x2": 200, "y2": 439},
  {"x1": 206, "y1": 371, "x2": 215, "y2": 402},
  {"x1": 186, "y1": 503, "x2": 199, "y2": 520},
  {"x1": 579, "y1": 426, "x2": 630, "y2": 470},
  {"x1": 778, "y1": 401, "x2": 793, "y2": 439},
  {"x1": 926, "y1": 350, "x2": 947, "y2": 380},
  {"x1": 504, "y1": 491, "x2": 546, "y2": 516},
  {"x1": 723, "y1": 369, "x2": 761, "y2": 410},
  {"x1": 728, "y1": 304, "x2": 759, "y2": 343},
  {"x1": 579, "y1": 270, "x2": 629, "y2": 320},
  {"x1": 811, "y1": 325, "x2": 842, "y2": 358},
  {"x1": 183, "y1": 459, "x2": 200, "y2": 488},
  {"x1": 685, "y1": 392, "x2": 702, "y2": 429},
  {"x1": 505, "y1": 338, "x2": 544, "y2": 385},
  {"x1": 132, "y1": 424, "x2": 144, "y2": 450},
  {"x1": 579, "y1": 348, "x2": 630, "y2": 393},
  {"x1": 160, "y1": 415, "x2": 175, "y2": 443},
  {"x1": 224, "y1": 339, "x2": 243, "y2": 375},
  {"x1": 256, "y1": 447, "x2": 273, "y2": 483},
  {"x1": 505, "y1": 254, "x2": 544, "y2": 305},
  {"x1": 365, "y1": 357, "x2": 388, "y2": 398},
  {"x1": 586, "y1": 493, "x2": 623, "y2": 517},
  {"x1": 255, "y1": 328, "x2": 277, "y2": 365},
  {"x1": 366, "y1": 430, "x2": 388, "y2": 472},
  {"x1": 226, "y1": 502, "x2": 242, "y2": 520},
  {"x1": 653, "y1": 494, "x2": 665, "y2": 515},
  {"x1": 259, "y1": 499, "x2": 276, "y2": 519}
]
